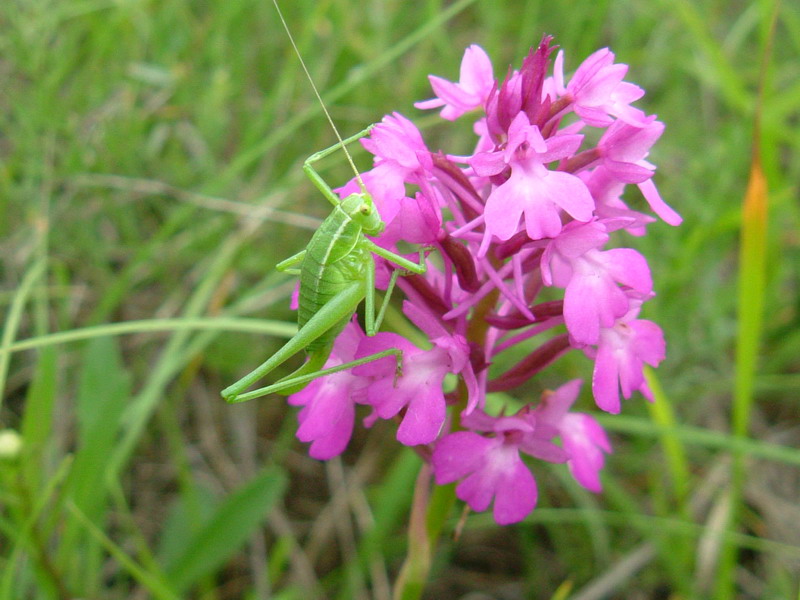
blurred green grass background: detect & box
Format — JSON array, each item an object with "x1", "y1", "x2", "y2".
[{"x1": 1, "y1": 0, "x2": 799, "y2": 598}]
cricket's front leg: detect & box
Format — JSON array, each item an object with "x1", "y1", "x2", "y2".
[
  {"x1": 364, "y1": 260, "x2": 402, "y2": 337},
  {"x1": 366, "y1": 241, "x2": 428, "y2": 275}
]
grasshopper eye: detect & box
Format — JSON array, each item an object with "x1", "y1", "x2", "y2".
[{"x1": 359, "y1": 203, "x2": 371, "y2": 216}]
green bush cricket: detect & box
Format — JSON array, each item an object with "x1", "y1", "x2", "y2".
[{"x1": 221, "y1": 3, "x2": 427, "y2": 404}]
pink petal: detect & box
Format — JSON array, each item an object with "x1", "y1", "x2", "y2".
[
  {"x1": 563, "y1": 272, "x2": 627, "y2": 344},
  {"x1": 612, "y1": 102, "x2": 649, "y2": 126},
  {"x1": 602, "y1": 119, "x2": 663, "y2": 162},
  {"x1": 568, "y1": 48, "x2": 613, "y2": 93},
  {"x1": 365, "y1": 375, "x2": 412, "y2": 419},
  {"x1": 562, "y1": 413, "x2": 609, "y2": 492},
  {"x1": 493, "y1": 456, "x2": 538, "y2": 524},
  {"x1": 397, "y1": 381, "x2": 447, "y2": 445},
  {"x1": 604, "y1": 160, "x2": 655, "y2": 184},
  {"x1": 591, "y1": 342, "x2": 621, "y2": 413},
  {"x1": 432, "y1": 432, "x2": 495, "y2": 483},
  {"x1": 575, "y1": 105, "x2": 614, "y2": 127},
  {"x1": 630, "y1": 319, "x2": 666, "y2": 366},
  {"x1": 537, "y1": 170, "x2": 595, "y2": 223},
  {"x1": 578, "y1": 63, "x2": 627, "y2": 105},
  {"x1": 459, "y1": 44, "x2": 494, "y2": 97},
  {"x1": 603, "y1": 248, "x2": 652, "y2": 294},
  {"x1": 428, "y1": 76, "x2": 472, "y2": 120},
  {"x1": 535, "y1": 379, "x2": 582, "y2": 423},
  {"x1": 354, "y1": 332, "x2": 416, "y2": 378},
  {"x1": 540, "y1": 133, "x2": 584, "y2": 163},
  {"x1": 484, "y1": 184, "x2": 525, "y2": 241},
  {"x1": 553, "y1": 50, "x2": 566, "y2": 95},
  {"x1": 413, "y1": 97, "x2": 444, "y2": 110},
  {"x1": 298, "y1": 398, "x2": 355, "y2": 460},
  {"x1": 616, "y1": 342, "x2": 644, "y2": 401},
  {"x1": 457, "y1": 469, "x2": 495, "y2": 512},
  {"x1": 638, "y1": 179, "x2": 682, "y2": 226},
  {"x1": 470, "y1": 150, "x2": 507, "y2": 177}
]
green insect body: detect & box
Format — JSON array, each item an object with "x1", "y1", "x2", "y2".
[
  {"x1": 221, "y1": 146, "x2": 427, "y2": 405},
  {"x1": 297, "y1": 193, "x2": 384, "y2": 351}
]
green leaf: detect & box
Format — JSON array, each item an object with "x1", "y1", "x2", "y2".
[
  {"x1": 60, "y1": 336, "x2": 132, "y2": 594},
  {"x1": 75, "y1": 336, "x2": 132, "y2": 443},
  {"x1": 164, "y1": 467, "x2": 287, "y2": 593},
  {"x1": 157, "y1": 485, "x2": 218, "y2": 566},
  {"x1": 19, "y1": 345, "x2": 57, "y2": 491}
]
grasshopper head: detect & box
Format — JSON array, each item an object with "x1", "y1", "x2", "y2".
[{"x1": 342, "y1": 192, "x2": 385, "y2": 236}]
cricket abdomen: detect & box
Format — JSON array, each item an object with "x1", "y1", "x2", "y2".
[{"x1": 297, "y1": 208, "x2": 370, "y2": 350}]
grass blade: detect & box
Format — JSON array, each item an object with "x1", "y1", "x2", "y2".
[{"x1": 164, "y1": 467, "x2": 287, "y2": 593}]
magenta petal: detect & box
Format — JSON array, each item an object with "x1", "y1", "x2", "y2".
[
  {"x1": 413, "y1": 97, "x2": 444, "y2": 110},
  {"x1": 429, "y1": 76, "x2": 471, "y2": 120},
  {"x1": 563, "y1": 280, "x2": 602, "y2": 344},
  {"x1": 535, "y1": 379, "x2": 582, "y2": 423},
  {"x1": 631, "y1": 320, "x2": 666, "y2": 365},
  {"x1": 604, "y1": 160, "x2": 655, "y2": 184},
  {"x1": 432, "y1": 432, "x2": 495, "y2": 483},
  {"x1": 457, "y1": 470, "x2": 495, "y2": 512},
  {"x1": 639, "y1": 179, "x2": 682, "y2": 226},
  {"x1": 537, "y1": 170, "x2": 595, "y2": 223},
  {"x1": 562, "y1": 413, "x2": 610, "y2": 492},
  {"x1": 612, "y1": 103, "x2": 649, "y2": 126},
  {"x1": 461, "y1": 362, "x2": 481, "y2": 414},
  {"x1": 569, "y1": 48, "x2": 613, "y2": 92},
  {"x1": 540, "y1": 133, "x2": 584, "y2": 163},
  {"x1": 484, "y1": 185, "x2": 524, "y2": 241},
  {"x1": 365, "y1": 375, "x2": 410, "y2": 419},
  {"x1": 604, "y1": 248, "x2": 652, "y2": 294},
  {"x1": 505, "y1": 112, "x2": 537, "y2": 153},
  {"x1": 295, "y1": 389, "x2": 350, "y2": 441},
  {"x1": 614, "y1": 82, "x2": 646, "y2": 106},
  {"x1": 579, "y1": 63, "x2": 627, "y2": 104},
  {"x1": 303, "y1": 401, "x2": 355, "y2": 460},
  {"x1": 563, "y1": 258, "x2": 630, "y2": 344},
  {"x1": 452, "y1": 438, "x2": 509, "y2": 512},
  {"x1": 555, "y1": 221, "x2": 609, "y2": 258},
  {"x1": 459, "y1": 45, "x2": 494, "y2": 94},
  {"x1": 396, "y1": 383, "x2": 447, "y2": 445},
  {"x1": 403, "y1": 300, "x2": 449, "y2": 341},
  {"x1": 493, "y1": 456, "x2": 538, "y2": 524},
  {"x1": 518, "y1": 437, "x2": 569, "y2": 463},
  {"x1": 360, "y1": 165, "x2": 405, "y2": 223},
  {"x1": 553, "y1": 49, "x2": 566, "y2": 94},
  {"x1": 379, "y1": 194, "x2": 441, "y2": 246},
  {"x1": 354, "y1": 332, "x2": 416, "y2": 378},
  {"x1": 603, "y1": 119, "x2": 663, "y2": 162},
  {"x1": 292, "y1": 379, "x2": 358, "y2": 460},
  {"x1": 575, "y1": 105, "x2": 614, "y2": 127},
  {"x1": 524, "y1": 208, "x2": 563, "y2": 242},
  {"x1": 592, "y1": 342, "x2": 621, "y2": 413},
  {"x1": 470, "y1": 150, "x2": 507, "y2": 177},
  {"x1": 617, "y1": 349, "x2": 645, "y2": 399}
]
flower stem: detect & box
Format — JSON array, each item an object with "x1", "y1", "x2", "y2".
[
  {"x1": 392, "y1": 464, "x2": 433, "y2": 600},
  {"x1": 392, "y1": 464, "x2": 459, "y2": 600}
]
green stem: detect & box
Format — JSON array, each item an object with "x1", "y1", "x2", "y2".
[{"x1": 392, "y1": 464, "x2": 432, "y2": 600}]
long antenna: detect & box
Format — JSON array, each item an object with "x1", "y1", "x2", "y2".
[{"x1": 272, "y1": 0, "x2": 367, "y2": 192}]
